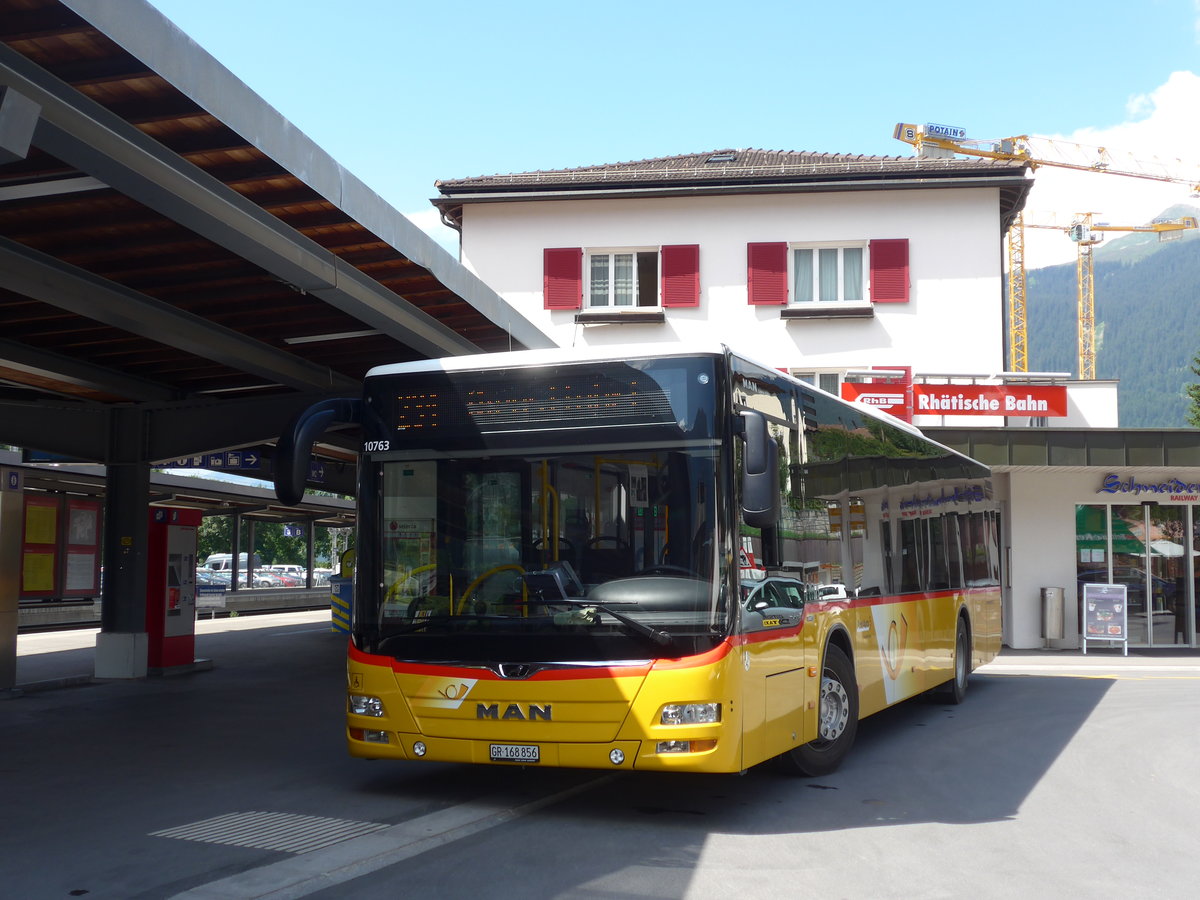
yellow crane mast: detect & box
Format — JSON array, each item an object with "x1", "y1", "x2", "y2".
[
  {"x1": 1011, "y1": 214, "x2": 1195, "y2": 379},
  {"x1": 894, "y1": 123, "x2": 1200, "y2": 376},
  {"x1": 1066, "y1": 214, "x2": 1197, "y2": 379}
]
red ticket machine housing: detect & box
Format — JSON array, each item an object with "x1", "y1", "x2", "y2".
[{"x1": 146, "y1": 507, "x2": 201, "y2": 669}]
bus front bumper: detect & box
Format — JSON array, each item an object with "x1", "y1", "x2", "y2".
[{"x1": 347, "y1": 729, "x2": 733, "y2": 772}]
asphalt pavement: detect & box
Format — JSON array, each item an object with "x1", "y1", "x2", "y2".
[
  {"x1": 13, "y1": 611, "x2": 1200, "y2": 693},
  {"x1": 4, "y1": 613, "x2": 1199, "y2": 899}
]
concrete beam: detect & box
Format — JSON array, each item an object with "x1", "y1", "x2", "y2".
[{"x1": 0, "y1": 236, "x2": 359, "y2": 394}]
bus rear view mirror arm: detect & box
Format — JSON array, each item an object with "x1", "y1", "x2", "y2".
[
  {"x1": 275, "y1": 397, "x2": 363, "y2": 506},
  {"x1": 740, "y1": 410, "x2": 780, "y2": 528}
]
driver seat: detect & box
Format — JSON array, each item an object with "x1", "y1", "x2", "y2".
[{"x1": 580, "y1": 536, "x2": 632, "y2": 583}]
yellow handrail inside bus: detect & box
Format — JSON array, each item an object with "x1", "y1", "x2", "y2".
[{"x1": 385, "y1": 562, "x2": 436, "y2": 603}]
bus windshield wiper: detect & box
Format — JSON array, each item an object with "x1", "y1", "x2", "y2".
[
  {"x1": 391, "y1": 613, "x2": 512, "y2": 634},
  {"x1": 532, "y1": 596, "x2": 676, "y2": 649}
]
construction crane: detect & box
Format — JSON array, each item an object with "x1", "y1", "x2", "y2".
[
  {"x1": 893, "y1": 123, "x2": 1200, "y2": 193},
  {"x1": 1008, "y1": 212, "x2": 1196, "y2": 379},
  {"x1": 1066, "y1": 214, "x2": 1196, "y2": 379},
  {"x1": 894, "y1": 123, "x2": 1200, "y2": 377}
]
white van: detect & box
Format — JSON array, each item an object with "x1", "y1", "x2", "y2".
[{"x1": 203, "y1": 552, "x2": 261, "y2": 572}]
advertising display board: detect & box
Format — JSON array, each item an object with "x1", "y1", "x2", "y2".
[{"x1": 1082, "y1": 582, "x2": 1128, "y2": 656}]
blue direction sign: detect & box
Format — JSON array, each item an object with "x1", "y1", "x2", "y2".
[{"x1": 165, "y1": 450, "x2": 262, "y2": 470}]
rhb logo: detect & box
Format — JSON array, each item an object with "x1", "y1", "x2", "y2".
[{"x1": 856, "y1": 393, "x2": 905, "y2": 408}]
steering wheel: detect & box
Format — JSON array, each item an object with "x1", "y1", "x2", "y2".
[{"x1": 457, "y1": 564, "x2": 526, "y2": 615}]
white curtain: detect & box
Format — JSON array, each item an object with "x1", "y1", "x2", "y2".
[
  {"x1": 793, "y1": 249, "x2": 814, "y2": 302},
  {"x1": 843, "y1": 247, "x2": 863, "y2": 301}
]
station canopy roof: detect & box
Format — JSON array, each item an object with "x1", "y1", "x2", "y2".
[{"x1": 0, "y1": 0, "x2": 551, "y2": 509}]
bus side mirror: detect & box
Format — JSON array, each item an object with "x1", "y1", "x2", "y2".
[
  {"x1": 740, "y1": 410, "x2": 780, "y2": 528},
  {"x1": 274, "y1": 397, "x2": 362, "y2": 506}
]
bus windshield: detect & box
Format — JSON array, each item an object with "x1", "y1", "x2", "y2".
[{"x1": 367, "y1": 445, "x2": 725, "y2": 664}]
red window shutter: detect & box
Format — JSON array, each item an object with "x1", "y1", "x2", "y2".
[
  {"x1": 747, "y1": 242, "x2": 787, "y2": 305},
  {"x1": 660, "y1": 244, "x2": 700, "y2": 308},
  {"x1": 869, "y1": 239, "x2": 909, "y2": 303},
  {"x1": 543, "y1": 247, "x2": 582, "y2": 310}
]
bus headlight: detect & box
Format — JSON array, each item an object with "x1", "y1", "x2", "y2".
[
  {"x1": 348, "y1": 694, "x2": 385, "y2": 717},
  {"x1": 660, "y1": 702, "x2": 721, "y2": 725}
]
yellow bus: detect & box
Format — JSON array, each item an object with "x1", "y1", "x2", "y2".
[{"x1": 275, "y1": 344, "x2": 1001, "y2": 775}]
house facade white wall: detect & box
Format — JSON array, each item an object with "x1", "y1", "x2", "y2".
[{"x1": 458, "y1": 187, "x2": 1005, "y2": 375}]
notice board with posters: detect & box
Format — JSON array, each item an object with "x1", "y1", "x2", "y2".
[{"x1": 1082, "y1": 582, "x2": 1128, "y2": 656}]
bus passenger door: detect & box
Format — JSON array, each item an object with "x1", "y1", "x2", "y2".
[{"x1": 740, "y1": 579, "x2": 815, "y2": 767}]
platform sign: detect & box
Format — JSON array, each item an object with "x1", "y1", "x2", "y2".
[
  {"x1": 197, "y1": 584, "x2": 227, "y2": 611},
  {"x1": 1082, "y1": 582, "x2": 1128, "y2": 656}
]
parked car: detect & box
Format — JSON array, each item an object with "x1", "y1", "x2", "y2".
[
  {"x1": 741, "y1": 576, "x2": 814, "y2": 611},
  {"x1": 195, "y1": 568, "x2": 222, "y2": 586},
  {"x1": 818, "y1": 583, "x2": 852, "y2": 601}
]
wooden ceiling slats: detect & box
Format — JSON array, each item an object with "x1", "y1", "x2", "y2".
[{"x1": 0, "y1": 0, "x2": 517, "y2": 402}]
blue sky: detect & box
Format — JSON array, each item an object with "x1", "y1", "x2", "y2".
[{"x1": 144, "y1": 0, "x2": 1200, "y2": 268}]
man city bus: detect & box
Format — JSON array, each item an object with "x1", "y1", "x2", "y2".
[{"x1": 274, "y1": 343, "x2": 1001, "y2": 774}]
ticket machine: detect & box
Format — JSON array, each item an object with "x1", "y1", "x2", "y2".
[{"x1": 146, "y1": 507, "x2": 200, "y2": 669}]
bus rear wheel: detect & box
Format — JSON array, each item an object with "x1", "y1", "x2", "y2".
[
  {"x1": 780, "y1": 644, "x2": 858, "y2": 777},
  {"x1": 944, "y1": 616, "x2": 970, "y2": 705}
]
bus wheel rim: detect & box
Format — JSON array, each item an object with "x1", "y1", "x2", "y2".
[{"x1": 818, "y1": 673, "x2": 850, "y2": 741}]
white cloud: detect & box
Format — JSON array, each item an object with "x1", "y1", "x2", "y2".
[
  {"x1": 1021, "y1": 71, "x2": 1200, "y2": 269},
  {"x1": 404, "y1": 207, "x2": 461, "y2": 257}
]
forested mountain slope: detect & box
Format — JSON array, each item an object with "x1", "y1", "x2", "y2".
[{"x1": 1024, "y1": 206, "x2": 1200, "y2": 427}]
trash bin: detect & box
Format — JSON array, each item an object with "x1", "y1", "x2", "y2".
[
  {"x1": 1041, "y1": 586, "x2": 1064, "y2": 641},
  {"x1": 330, "y1": 575, "x2": 353, "y2": 634}
]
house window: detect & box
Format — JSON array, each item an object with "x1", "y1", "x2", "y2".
[
  {"x1": 545, "y1": 245, "x2": 699, "y2": 311},
  {"x1": 588, "y1": 250, "x2": 658, "y2": 308},
  {"x1": 746, "y1": 239, "x2": 907, "y2": 307},
  {"x1": 792, "y1": 245, "x2": 865, "y2": 303},
  {"x1": 796, "y1": 372, "x2": 841, "y2": 394}
]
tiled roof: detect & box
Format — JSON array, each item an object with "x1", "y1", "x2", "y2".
[
  {"x1": 432, "y1": 148, "x2": 1032, "y2": 231},
  {"x1": 434, "y1": 148, "x2": 1028, "y2": 192}
]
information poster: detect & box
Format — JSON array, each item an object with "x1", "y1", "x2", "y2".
[
  {"x1": 64, "y1": 498, "x2": 101, "y2": 595},
  {"x1": 1082, "y1": 583, "x2": 1128, "y2": 649},
  {"x1": 22, "y1": 495, "x2": 60, "y2": 596}
]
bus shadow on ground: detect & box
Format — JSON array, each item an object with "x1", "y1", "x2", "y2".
[{"x1": 338, "y1": 674, "x2": 1111, "y2": 899}]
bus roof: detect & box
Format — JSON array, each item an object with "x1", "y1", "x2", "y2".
[
  {"x1": 366, "y1": 342, "x2": 731, "y2": 379},
  {"x1": 364, "y1": 343, "x2": 937, "y2": 447}
]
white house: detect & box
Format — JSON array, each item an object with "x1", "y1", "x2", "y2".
[
  {"x1": 433, "y1": 149, "x2": 1031, "y2": 388},
  {"x1": 432, "y1": 149, "x2": 1200, "y2": 651}
]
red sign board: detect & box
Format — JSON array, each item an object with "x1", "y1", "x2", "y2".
[{"x1": 842, "y1": 383, "x2": 1068, "y2": 418}]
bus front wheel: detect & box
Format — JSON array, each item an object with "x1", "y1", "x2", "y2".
[{"x1": 780, "y1": 644, "x2": 858, "y2": 777}]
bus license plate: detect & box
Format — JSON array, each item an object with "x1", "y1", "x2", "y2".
[{"x1": 490, "y1": 743, "x2": 539, "y2": 763}]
